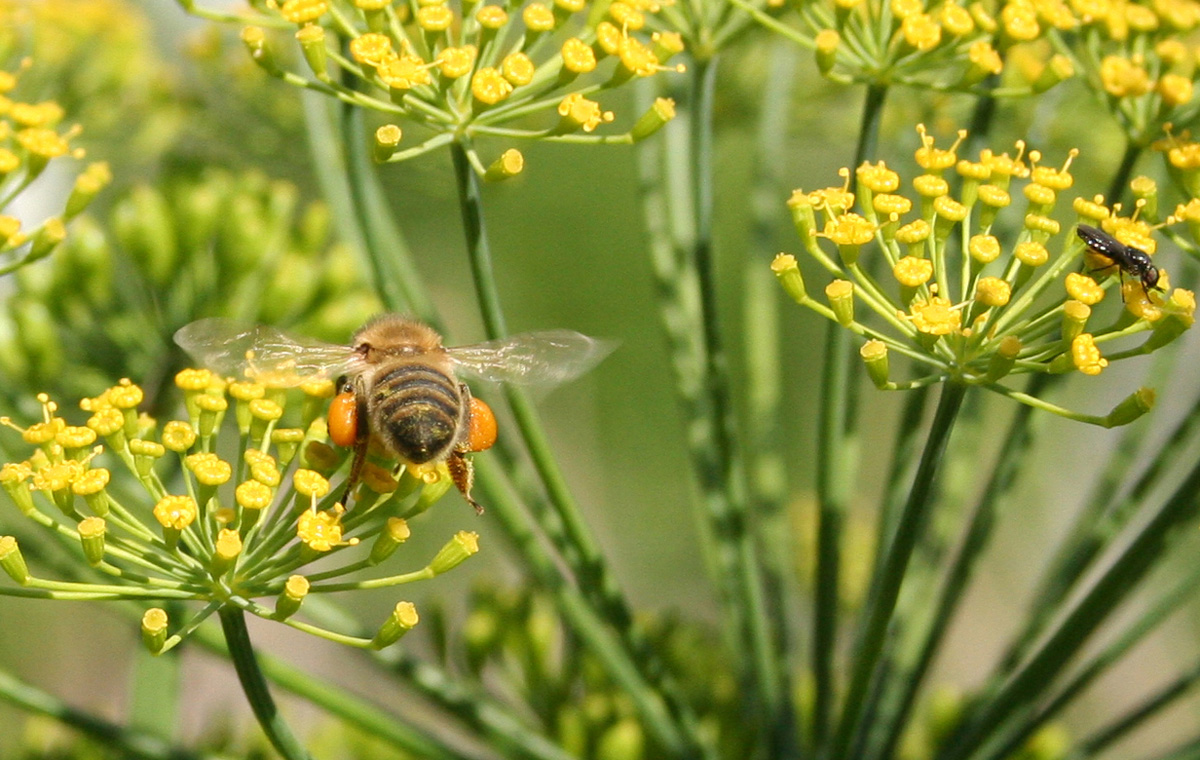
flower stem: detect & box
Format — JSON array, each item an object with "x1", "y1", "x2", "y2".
[
  {"x1": 826, "y1": 381, "x2": 967, "y2": 760},
  {"x1": 217, "y1": 605, "x2": 314, "y2": 760}
]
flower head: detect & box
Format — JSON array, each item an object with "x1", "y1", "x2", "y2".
[
  {"x1": 777, "y1": 125, "x2": 1196, "y2": 426},
  {"x1": 0, "y1": 375, "x2": 481, "y2": 651}
]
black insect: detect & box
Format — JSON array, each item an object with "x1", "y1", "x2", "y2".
[{"x1": 1076, "y1": 223, "x2": 1161, "y2": 295}]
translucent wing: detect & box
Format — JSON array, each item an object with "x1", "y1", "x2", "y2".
[
  {"x1": 174, "y1": 319, "x2": 361, "y2": 386},
  {"x1": 447, "y1": 330, "x2": 615, "y2": 387}
]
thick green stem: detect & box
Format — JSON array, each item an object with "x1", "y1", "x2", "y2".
[
  {"x1": 217, "y1": 606, "x2": 313, "y2": 760},
  {"x1": 1105, "y1": 138, "x2": 1142, "y2": 207},
  {"x1": 854, "y1": 84, "x2": 889, "y2": 168},
  {"x1": 936, "y1": 454, "x2": 1200, "y2": 760},
  {"x1": 448, "y1": 140, "x2": 702, "y2": 759},
  {"x1": 687, "y1": 53, "x2": 781, "y2": 740},
  {"x1": 826, "y1": 381, "x2": 968, "y2": 760}
]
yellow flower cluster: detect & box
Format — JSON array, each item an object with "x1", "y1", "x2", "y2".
[
  {"x1": 773, "y1": 124, "x2": 1198, "y2": 426},
  {"x1": 230, "y1": 0, "x2": 684, "y2": 172},
  {"x1": 0, "y1": 59, "x2": 109, "y2": 275},
  {"x1": 757, "y1": 0, "x2": 1084, "y2": 94},
  {"x1": 0, "y1": 373, "x2": 480, "y2": 651}
]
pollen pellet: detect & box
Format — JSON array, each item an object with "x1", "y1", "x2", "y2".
[
  {"x1": 327, "y1": 391, "x2": 358, "y2": 447},
  {"x1": 466, "y1": 397, "x2": 498, "y2": 452}
]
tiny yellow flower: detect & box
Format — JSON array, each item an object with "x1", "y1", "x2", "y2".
[
  {"x1": 858, "y1": 161, "x2": 901, "y2": 193},
  {"x1": 72, "y1": 468, "x2": 110, "y2": 496},
  {"x1": 438, "y1": 46, "x2": 477, "y2": 79},
  {"x1": 557, "y1": 93, "x2": 614, "y2": 132},
  {"x1": 472, "y1": 67, "x2": 514, "y2": 104},
  {"x1": 609, "y1": 1, "x2": 646, "y2": 28},
  {"x1": 16, "y1": 128, "x2": 69, "y2": 159},
  {"x1": 186, "y1": 453, "x2": 233, "y2": 486},
  {"x1": 416, "y1": 4, "x2": 454, "y2": 30},
  {"x1": 1070, "y1": 333, "x2": 1108, "y2": 375},
  {"x1": 908, "y1": 296, "x2": 962, "y2": 335},
  {"x1": 153, "y1": 495, "x2": 198, "y2": 531},
  {"x1": 1064, "y1": 272, "x2": 1105, "y2": 305},
  {"x1": 1014, "y1": 241, "x2": 1049, "y2": 266},
  {"x1": 236, "y1": 479, "x2": 274, "y2": 511},
  {"x1": 823, "y1": 214, "x2": 875, "y2": 246},
  {"x1": 175, "y1": 369, "x2": 216, "y2": 392},
  {"x1": 902, "y1": 14, "x2": 942, "y2": 50},
  {"x1": 894, "y1": 256, "x2": 934, "y2": 287},
  {"x1": 975, "y1": 277, "x2": 1012, "y2": 307},
  {"x1": 501, "y1": 53, "x2": 536, "y2": 86},
  {"x1": 280, "y1": 0, "x2": 329, "y2": 23},
  {"x1": 294, "y1": 469, "x2": 331, "y2": 498},
  {"x1": 297, "y1": 503, "x2": 357, "y2": 552},
  {"x1": 1100, "y1": 55, "x2": 1151, "y2": 97},
  {"x1": 522, "y1": 3, "x2": 556, "y2": 31},
  {"x1": 476, "y1": 5, "x2": 508, "y2": 27},
  {"x1": 561, "y1": 38, "x2": 597, "y2": 74},
  {"x1": 378, "y1": 56, "x2": 434, "y2": 90},
  {"x1": 914, "y1": 125, "x2": 964, "y2": 171},
  {"x1": 349, "y1": 33, "x2": 394, "y2": 66}
]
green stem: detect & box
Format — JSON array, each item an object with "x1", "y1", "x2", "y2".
[
  {"x1": 854, "y1": 84, "x2": 889, "y2": 168},
  {"x1": 811, "y1": 322, "x2": 852, "y2": 752},
  {"x1": 446, "y1": 138, "x2": 680, "y2": 697},
  {"x1": 826, "y1": 381, "x2": 968, "y2": 760},
  {"x1": 1105, "y1": 138, "x2": 1142, "y2": 207},
  {"x1": 687, "y1": 53, "x2": 781, "y2": 744},
  {"x1": 936, "y1": 453, "x2": 1200, "y2": 760},
  {"x1": 217, "y1": 606, "x2": 314, "y2": 760},
  {"x1": 869, "y1": 377, "x2": 1049, "y2": 760},
  {"x1": 746, "y1": 38, "x2": 800, "y2": 759}
]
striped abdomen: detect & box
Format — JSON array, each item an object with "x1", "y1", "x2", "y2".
[{"x1": 371, "y1": 361, "x2": 464, "y2": 464}]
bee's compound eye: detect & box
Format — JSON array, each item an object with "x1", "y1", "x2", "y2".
[
  {"x1": 328, "y1": 390, "x2": 359, "y2": 448},
  {"x1": 466, "y1": 397, "x2": 498, "y2": 452}
]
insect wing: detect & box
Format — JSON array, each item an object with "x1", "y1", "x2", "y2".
[
  {"x1": 174, "y1": 319, "x2": 361, "y2": 386},
  {"x1": 447, "y1": 330, "x2": 615, "y2": 387},
  {"x1": 1076, "y1": 224, "x2": 1124, "y2": 263}
]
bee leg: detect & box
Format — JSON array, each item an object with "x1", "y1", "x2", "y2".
[
  {"x1": 447, "y1": 450, "x2": 483, "y2": 515},
  {"x1": 338, "y1": 376, "x2": 371, "y2": 509}
]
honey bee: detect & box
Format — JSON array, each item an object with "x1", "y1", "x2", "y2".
[{"x1": 175, "y1": 314, "x2": 612, "y2": 513}]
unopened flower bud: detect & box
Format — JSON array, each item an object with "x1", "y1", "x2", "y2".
[
  {"x1": 860, "y1": 340, "x2": 890, "y2": 388},
  {"x1": 826, "y1": 279, "x2": 855, "y2": 326},
  {"x1": 484, "y1": 149, "x2": 524, "y2": 181},
  {"x1": 296, "y1": 25, "x2": 330, "y2": 81},
  {"x1": 369, "y1": 517, "x2": 412, "y2": 565},
  {"x1": 0, "y1": 536, "x2": 30, "y2": 585},
  {"x1": 429, "y1": 531, "x2": 480, "y2": 575},
  {"x1": 1105, "y1": 387, "x2": 1155, "y2": 427},
  {"x1": 985, "y1": 335, "x2": 1020, "y2": 381},
  {"x1": 141, "y1": 608, "x2": 169, "y2": 654},
  {"x1": 242, "y1": 27, "x2": 283, "y2": 76},
  {"x1": 771, "y1": 253, "x2": 807, "y2": 304},
  {"x1": 372, "y1": 601, "x2": 419, "y2": 648},
  {"x1": 1061, "y1": 300, "x2": 1090, "y2": 343},
  {"x1": 274, "y1": 575, "x2": 310, "y2": 620},
  {"x1": 631, "y1": 98, "x2": 675, "y2": 142},
  {"x1": 374, "y1": 124, "x2": 403, "y2": 163},
  {"x1": 64, "y1": 163, "x2": 112, "y2": 220},
  {"x1": 78, "y1": 516, "x2": 106, "y2": 566}
]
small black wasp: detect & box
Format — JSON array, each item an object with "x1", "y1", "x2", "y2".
[{"x1": 1076, "y1": 223, "x2": 1161, "y2": 295}]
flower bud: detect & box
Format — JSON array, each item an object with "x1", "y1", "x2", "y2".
[
  {"x1": 211, "y1": 528, "x2": 243, "y2": 576},
  {"x1": 484, "y1": 149, "x2": 524, "y2": 182},
  {"x1": 141, "y1": 608, "x2": 169, "y2": 654},
  {"x1": 372, "y1": 601, "x2": 419, "y2": 648},
  {"x1": 28, "y1": 218, "x2": 66, "y2": 263},
  {"x1": 296, "y1": 25, "x2": 330, "y2": 81},
  {"x1": 429, "y1": 531, "x2": 480, "y2": 575},
  {"x1": 826, "y1": 279, "x2": 855, "y2": 326},
  {"x1": 985, "y1": 335, "x2": 1021, "y2": 381},
  {"x1": 815, "y1": 29, "x2": 839, "y2": 74},
  {"x1": 274, "y1": 575, "x2": 309, "y2": 620},
  {"x1": 1061, "y1": 300, "x2": 1090, "y2": 343},
  {"x1": 1105, "y1": 387, "x2": 1155, "y2": 427},
  {"x1": 242, "y1": 26, "x2": 283, "y2": 76},
  {"x1": 369, "y1": 517, "x2": 412, "y2": 565},
  {"x1": 64, "y1": 163, "x2": 113, "y2": 220},
  {"x1": 374, "y1": 124, "x2": 403, "y2": 163},
  {"x1": 771, "y1": 253, "x2": 807, "y2": 304},
  {"x1": 630, "y1": 98, "x2": 675, "y2": 142},
  {"x1": 78, "y1": 516, "x2": 106, "y2": 566},
  {"x1": 0, "y1": 536, "x2": 30, "y2": 585},
  {"x1": 860, "y1": 340, "x2": 890, "y2": 389}
]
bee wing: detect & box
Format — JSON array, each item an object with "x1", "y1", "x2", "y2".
[
  {"x1": 447, "y1": 330, "x2": 615, "y2": 387},
  {"x1": 174, "y1": 318, "x2": 361, "y2": 386}
]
